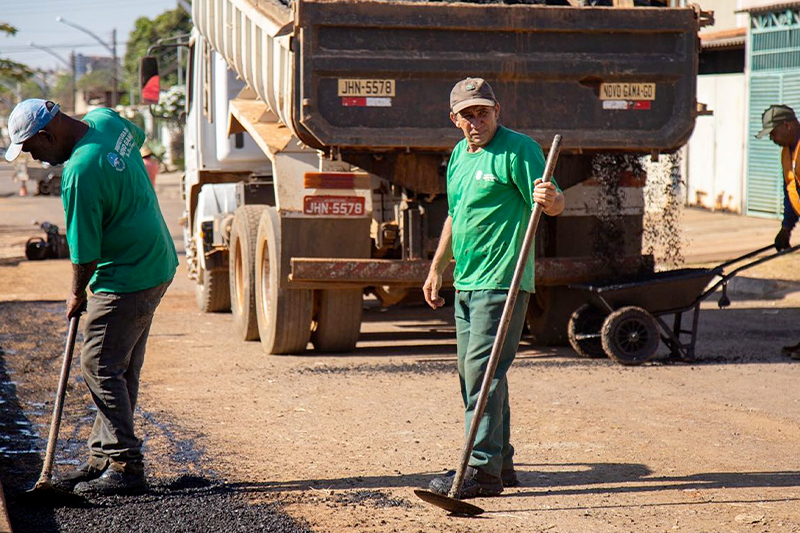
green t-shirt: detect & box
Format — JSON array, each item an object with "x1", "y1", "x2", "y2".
[
  {"x1": 447, "y1": 125, "x2": 555, "y2": 293},
  {"x1": 61, "y1": 108, "x2": 178, "y2": 293}
]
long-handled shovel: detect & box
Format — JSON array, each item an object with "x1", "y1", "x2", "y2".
[
  {"x1": 415, "y1": 134, "x2": 563, "y2": 516},
  {"x1": 26, "y1": 314, "x2": 87, "y2": 506}
]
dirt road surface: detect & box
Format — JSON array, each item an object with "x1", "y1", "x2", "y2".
[{"x1": 2, "y1": 163, "x2": 800, "y2": 532}]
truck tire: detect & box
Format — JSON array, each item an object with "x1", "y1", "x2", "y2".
[
  {"x1": 195, "y1": 265, "x2": 231, "y2": 313},
  {"x1": 311, "y1": 290, "x2": 363, "y2": 353},
  {"x1": 525, "y1": 286, "x2": 584, "y2": 346},
  {"x1": 255, "y1": 207, "x2": 313, "y2": 355},
  {"x1": 229, "y1": 205, "x2": 267, "y2": 341}
]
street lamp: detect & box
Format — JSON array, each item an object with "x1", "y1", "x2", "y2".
[
  {"x1": 55, "y1": 16, "x2": 118, "y2": 108},
  {"x1": 27, "y1": 41, "x2": 77, "y2": 112}
]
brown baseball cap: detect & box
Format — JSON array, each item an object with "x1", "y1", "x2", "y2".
[
  {"x1": 450, "y1": 77, "x2": 496, "y2": 115},
  {"x1": 756, "y1": 104, "x2": 797, "y2": 138}
]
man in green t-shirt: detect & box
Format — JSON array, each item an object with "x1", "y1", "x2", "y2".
[
  {"x1": 5, "y1": 99, "x2": 178, "y2": 496},
  {"x1": 423, "y1": 78, "x2": 564, "y2": 498}
]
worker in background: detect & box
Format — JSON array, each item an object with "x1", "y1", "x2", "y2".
[
  {"x1": 4, "y1": 99, "x2": 178, "y2": 495},
  {"x1": 755, "y1": 104, "x2": 800, "y2": 360},
  {"x1": 422, "y1": 77, "x2": 564, "y2": 498},
  {"x1": 141, "y1": 146, "x2": 159, "y2": 187}
]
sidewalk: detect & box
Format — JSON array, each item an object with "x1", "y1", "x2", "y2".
[{"x1": 681, "y1": 207, "x2": 780, "y2": 264}]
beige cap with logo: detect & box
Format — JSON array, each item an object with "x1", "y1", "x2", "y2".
[
  {"x1": 756, "y1": 104, "x2": 797, "y2": 139},
  {"x1": 450, "y1": 77, "x2": 496, "y2": 115}
]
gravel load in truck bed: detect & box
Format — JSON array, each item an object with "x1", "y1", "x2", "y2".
[{"x1": 273, "y1": 0, "x2": 668, "y2": 7}]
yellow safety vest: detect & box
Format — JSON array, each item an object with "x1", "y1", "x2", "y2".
[{"x1": 782, "y1": 141, "x2": 800, "y2": 216}]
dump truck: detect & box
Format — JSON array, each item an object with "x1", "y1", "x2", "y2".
[{"x1": 142, "y1": 0, "x2": 712, "y2": 355}]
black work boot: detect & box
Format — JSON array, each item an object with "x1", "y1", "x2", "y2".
[
  {"x1": 428, "y1": 466, "x2": 503, "y2": 499},
  {"x1": 781, "y1": 341, "x2": 800, "y2": 357},
  {"x1": 53, "y1": 460, "x2": 108, "y2": 492},
  {"x1": 501, "y1": 466, "x2": 519, "y2": 488},
  {"x1": 74, "y1": 460, "x2": 147, "y2": 496}
]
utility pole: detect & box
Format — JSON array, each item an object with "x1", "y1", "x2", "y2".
[
  {"x1": 111, "y1": 28, "x2": 118, "y2": 108},
  {"x1": 70, "y1": 51, "x2": 77, "y2": 113}
]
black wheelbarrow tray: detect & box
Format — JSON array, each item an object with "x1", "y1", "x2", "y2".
[{"x1": 567, "y1": 244, "x2": 800, "y2": 366}]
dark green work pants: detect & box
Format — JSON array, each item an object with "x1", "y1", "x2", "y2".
[
  {"x1": 454, "y1": 289, "x2": 530, "y2": 478},
  {"x1": 81, "y1": 280, "x2": 171, "y2": 469}
]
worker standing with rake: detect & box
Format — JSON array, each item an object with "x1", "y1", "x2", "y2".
[
  {"x1": 423, "y1": 78, "x2": 564, "y2": 498},
  {"x1": 5, "y1": 99, "x2": 178, "y2": 496}
]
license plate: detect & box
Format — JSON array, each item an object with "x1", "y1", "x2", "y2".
[
  {"x1": 338, "y1": 79, "x2": 396, "y2": 97},
  {"x1": 599, "y1": 83, "x2": 656, "y2": 101},
  {"x1": 303, "y1": 196, "x2": 365, "y2": 216}
]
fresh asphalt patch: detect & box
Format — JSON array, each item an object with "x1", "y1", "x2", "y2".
[{"x1": 0, "y1": 301, "x2": 314, "y2": 533}]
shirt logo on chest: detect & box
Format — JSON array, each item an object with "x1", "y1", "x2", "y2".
[
  {"x1": 107, "y1": 152, "x2": 126, "y2": 172},
  {"x1": 475, "y1": 170, "x2": 497, "y2": 183}
]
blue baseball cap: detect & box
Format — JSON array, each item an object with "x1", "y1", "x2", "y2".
[{"x1": 4, "y1": 99, "x2": 61, "y2": 162}]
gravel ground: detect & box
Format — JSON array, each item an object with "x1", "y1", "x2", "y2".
[{"x1": 0, "y1": 300, "x2": 313, "y2": 533}]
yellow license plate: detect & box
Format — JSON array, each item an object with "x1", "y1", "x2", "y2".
[
  {"x1": 338, "y1": 79, "x2": 396, "y2": 97},
  {"x1": 599, "y1": 83, "x2": 656, "y2": 101}
]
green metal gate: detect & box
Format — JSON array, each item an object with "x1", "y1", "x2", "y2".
[{"x1": 747, "y1": 8, "x2": 800, "y2": 218}]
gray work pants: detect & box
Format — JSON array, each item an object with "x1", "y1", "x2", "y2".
[{"x1": 80, "y1": 280, "x2": 171, "y2": 468}]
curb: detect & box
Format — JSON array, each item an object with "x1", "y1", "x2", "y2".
[{"x1": 0, "y1": 477, "x2": 12, "y2": 533}]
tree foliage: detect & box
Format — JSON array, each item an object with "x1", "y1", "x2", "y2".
[
  {"x1": 1, "y1": 22, "x2": 33, "y2": 82},
  {"x1": 77, "y1": 69, "x2": 116, "y2": 92},
  {"x1": 123, "y1": 8, "x2": 191, "y2": 99}
]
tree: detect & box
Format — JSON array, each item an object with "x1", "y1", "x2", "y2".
[
  {"x1": 1, "y1": 22, "x2": 32, "y2": 82},
  {"x1": 77, "y1": 69, "x2": 116, "y2": 93},
  {"x1": 50, "y1": 72, "x2": 74, "y2": 107},
  {"x1": 123, "y1": 9, "x2": 191, "y2": 100}
]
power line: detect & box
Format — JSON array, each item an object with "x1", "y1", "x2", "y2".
[
  {"x1": 1, "y1": 41, "x2": 131, "y2": 53},
  {"x1": 3, "y1": 0, "x2": 175, "y2": 14}
]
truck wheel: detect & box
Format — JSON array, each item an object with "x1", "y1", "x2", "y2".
[
  {"x1": 311, "y1": 290, "x2": 363, "y2": 353},
  {"x1": 255, "y1": 207, "x2": 313, "y2": 355},
  {"x1": 229, "y1": 205, "x2": 267, "y2": 341},
  {"x1": 525, "y1": 286, "x2": 583, "y2": 346},
  {"x1": 567, "y1": 304, "x2": 607, "y2": 359},
  {"x1": 601, "y1": 306, "x2": 659, "y2": 366},
  {"x1": 195, "y1": 265, "x2": 231, "y2": 313}
]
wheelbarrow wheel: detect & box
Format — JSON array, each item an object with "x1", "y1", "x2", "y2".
[
  {"x1": 567, "y1": 304, "x2": 607, "y2": 359},
  {"x1": 601, "y1": 306, "x2": 659, "y2": 366}
]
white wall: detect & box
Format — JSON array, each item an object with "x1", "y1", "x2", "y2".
[
  {"x1": 696, "y1": 0, "x2": 748, "y2": 33},
  {"x1": 686, "y1": 73, "x2": 747, "y2": 212}
]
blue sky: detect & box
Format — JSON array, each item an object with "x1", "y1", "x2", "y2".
[{"x1": 1, "y1": 0, "x2": 183, "y2": 71}]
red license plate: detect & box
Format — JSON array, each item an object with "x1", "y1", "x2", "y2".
[{"x1": 303, "y1": 195, "x2": 365, "y2": 216}]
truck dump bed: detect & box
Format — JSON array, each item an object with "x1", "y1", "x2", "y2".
[{"x1": 195, "y1": 0, "x2": 702, "y2": 153}]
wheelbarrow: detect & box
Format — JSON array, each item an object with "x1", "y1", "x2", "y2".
[{"x1": 567, "y1": 244, "x2": 800, "y2": 365}]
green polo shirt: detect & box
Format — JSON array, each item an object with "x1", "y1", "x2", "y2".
[
  {"x1": 61, "y1": 108, "x2": 178, "y2": 293},
  {"x1": 447, "y1": 125, "x2": 556, "y2": 293}
]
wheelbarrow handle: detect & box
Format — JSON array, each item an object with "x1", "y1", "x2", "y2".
[
  {"x1": 717, "y1": 243, "x2": 800, "y2": 281},
  {"x1": 701, "y1": 243, "x2": 800, "y2": 301},
  {"x1": 714, "y1": 244, "x2": 775, "y2": 271}
]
